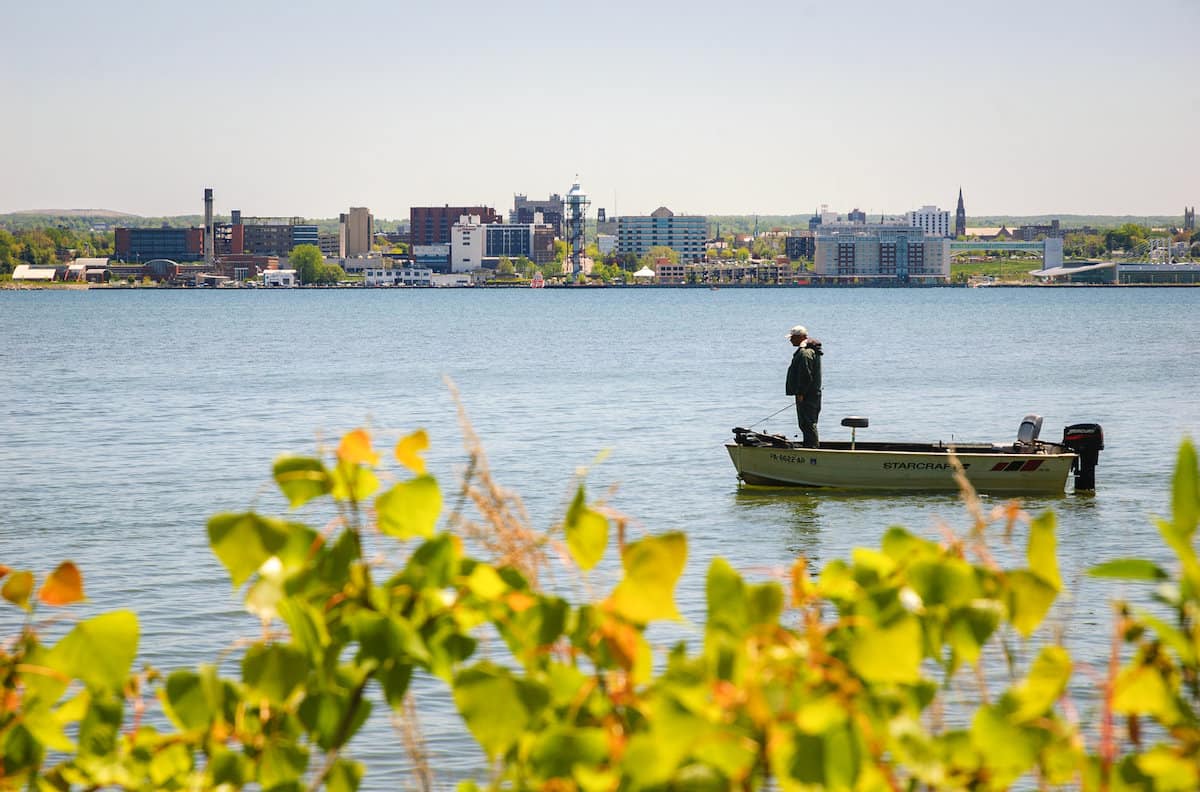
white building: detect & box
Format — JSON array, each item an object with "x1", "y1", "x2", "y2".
[
  {"x1": 597, "y1": 233, "x2": 617, "y2": 255},
  {"x1": 813, "y1": 226, "x2": 950, "y2": 283},
  {"x1": 363, "y1": 265, "x2": 433, "y2": 287},
  {"x1": 450, "y1": 215, "x2": 485, "y2": 273},
  {"x1": 906, "y1": 205, "x2": 952, "y2": 238},
  {"x1": 263, "y1": 269, "x2": 298, "y2": 287}
]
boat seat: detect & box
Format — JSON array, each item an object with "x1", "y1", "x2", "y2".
[
  {"x1": 1017, "y1": 414, "x2": 1043, "y2": 444},
  {"x1": 841, "y1": 417, "x2": 869, "y2": 428}
]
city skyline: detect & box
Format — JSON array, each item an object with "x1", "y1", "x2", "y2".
[{"x1": 2, "y1": 0, "x2": 1197, "y2": 218}]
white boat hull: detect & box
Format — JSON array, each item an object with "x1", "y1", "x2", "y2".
[{"x1": 725, "y1": 441, "x2": 1076, "y2": 494}]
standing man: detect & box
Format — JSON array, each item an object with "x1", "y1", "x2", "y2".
[{"x1": 785, "y1": 325, "x2": 822, "y2": 448}]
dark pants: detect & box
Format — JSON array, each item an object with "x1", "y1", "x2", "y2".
[{"x1": 796, "y1": 392, "x2": 821, "y2": 448}]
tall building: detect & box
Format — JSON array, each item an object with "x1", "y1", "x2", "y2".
[
  {"x1": 341, "y1": 207, "x2": 373, "y2": 257},
  {"x1": 511, "y1": 194, "x2": 565, "y2": 237},
  {"x1": 907, "y1": 205, "x2": 952, "y2": 238},
  {"x1": 450, "y1": 215, "x2": 485, "y2": 273},
  {"x1": 847, "y1": 208, "x2": 867, "y2": 224},
  {"x1": 1186, "y1": 206, "x2": 1196, "y2": 231},
  {"x1": 616, "y1": 206, "x2": 707, "y2": 262},
  {"x1": 485, "y1": 222, "x2": 555, "y2": 264},
  {"x1": 955, "y1": 188, "x2": 967, "y2": 238},
  {"x1": 410, "y1": 206, "x2": 500, "y2": 247},
  {"x1": 813, "y1": 225, "x2": 950, "y2": 283}
]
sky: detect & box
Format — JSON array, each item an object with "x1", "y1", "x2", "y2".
[{"x1": 2, "y1": 0, "x2": 1197, "y2": 219}]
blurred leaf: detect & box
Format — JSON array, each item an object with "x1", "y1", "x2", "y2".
[
  {"x1": 1027, "y1": 511, "x2": 1061, "y2": 590},
  {"x1": 1010, "y1": 646, "x2": 1071, "y2": 722},
  {"x1": 1088, "y1": 559, "x2": 1169, "y2": 581},
  {"x1": 1112, "y1": 663, "x2": 1180, "y2": 724},
  {"x1": 529, "y1": 726, "x2": 610, "y2": 780},
  {"x1": 608, "y1": 533, "x2": 687, "y2": 624},
  {"x1": 1171, "y1": 438, "x2": 1197, "y2": 540},
  {"x1": 48, "y1": 611, "x2": 138, "y2": 692},
  {"x1": 970, "y1": 703, "x2": 1045, "y2": 787},
  {"x1": 207, "y1": 512, "x2": 291, "y2": 587},
  {"x1": 299, "y1": 692, "x2": 372, "y2": 752},
  {"x1": 1136, "y1": 745, "x2": 1199, "y2": 790},
  {"x1": 375, "y1": 476, "x2": 441, "y2": 540},
  {"x1": 395, "y1": 429, "x2": 429, "y2": 474},
  {"x1": 149, "y1": 742, "x2": 193, "y2": 787},
  {"x1": 465, "y1": 564, "x2": 507, "y2": 601},
  {"x1": 272, "y1": 456, "x2": 332, "y2": 508},
  {"x1": 706, "y1": 559, "x2": 747, "y2": 638},
  {"x1": 259, "y1": 739, "x2": 309, "y2": 789},
  {"x1": 2, "y1": 569, "x2": 34, "y2": 610},
  {"x1": 1006, "y1": 570, "x2": 1058, "y2": 637},
  {"x1": 453, "y1": 662, "x2": 546, "y2": 759},
  {"x1": 163, "y1": 670, "x2": 213, "y2": 732},
  {"x1": 564, "y1": 485, "x2": 608, "y2": 571},
  {"x1": 337, "y1": 428, "x2": 379, "y2": 466},
  {"x1": 326, "y1": 758, "x2": 365, "y2": 792},
  {"x1": 21, "y1": 705, "x2": 75, "y2": 752},
  {"x1": 947, "y1": 601, "x2": 1002, "y2": 667},
  {"x1": 37, "y1": 561, "x2": 84, "y2": 607},
  {"x1": 849, "y1": 615, "x2": 922, "y2": 683},
  {"x1": 242, "y1": 643, "x2": 308, "y2": 705},
  {"x1": 331, "y1": 459, "x2": 381, "y2": 503}
]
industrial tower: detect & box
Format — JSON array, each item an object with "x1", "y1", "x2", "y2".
[{"x1": 565, "y1": 177, "x2": 590, "y2": 276}]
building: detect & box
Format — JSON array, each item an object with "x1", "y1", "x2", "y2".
[
  {"x1": 263, "y1": 269, "x2": 298, "y2": 287},
  {"x1": 1016, "y1": 219, "x2": 1061, "y2": 241},
  {"x1": 906, "y1": 205, "x2": 952, "y2": 238},
  {"x1": 511, "y1": 193, "x2": 564, "y2": 237},
  {"x1": 616, "y1": 207, "x2": 707, "y2": 262},
  {"x1": 813, "y1": 225, "x2": 950, "y2": 283},
  {"x1": 1184, "y1": 206, "x2": 1195, "y2": 232},
  {"x1": 485, "y1": 222, "x2": 555, "y2": 264},
  {"x1": 597, "y1": 233, "x2": 617, "y2": 255},
  {"x1": 114, "y1": 226, "x2": 204, "y2": 262},
  {"x1": 847, "y1": 208, "x2": 867, "y2": 224},
  {"x1": 341, "y1": 207, "x2": 373, "y2": 257},
  {"x1": 318, "y1": 233, "x2": 341, "y2": 257},
  {"x1": 785, "y1": 232, "x2": 816, "y2": 260},
  {"x1": 410, "y1": 205, "x2": 500, "y2": 247},
  {"x1": 450, "y1": 215, "x2": 486, "y2": 273},
  {"x1": 955, "y1": 188, "x2": 967, "y2": 238},
  {"x1": 363, "y1": 264, "x2": 433, "y2": 287}
]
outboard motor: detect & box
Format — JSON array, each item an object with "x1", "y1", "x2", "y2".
[{"x1": 1062, "y1": 423, "x2": 1104, "y2": 491}]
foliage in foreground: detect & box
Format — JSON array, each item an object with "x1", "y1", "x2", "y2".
[{"x1": 2, "y1": 429, "x2": 1199, "y2": 791}]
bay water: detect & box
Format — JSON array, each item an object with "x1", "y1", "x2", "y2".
[{"x1": 2, "y1": 286, "x2": 1198, "y2": 787}]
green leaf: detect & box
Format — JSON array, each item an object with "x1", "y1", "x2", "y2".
[
  {"x1": 1088, "y1": 559, "x2": 1170, "y2": 581},
  {"x1": 242, "y1": 643, "x2": 308, "y2": 705},
  {"x1": 331, "y1": 459, "x2": 380, "y2": 503},
  {"x1": 48, "y1": 611, "x2": 138, "y2": 692},
  {"x1": 848, "y1": 614, "x2": 922, "y2": 683},
  {"x1": 453, "y1": 662, "x2": 546, "y2": 759},
  {"x1": 272, "y1": 455, "x2": 332, "y2": 508},
  {"x1": 1027, "y1": 511, "x2": 1061, "y2": 590},
  {"x1": 207, "y1": 512, "x2": 291, "y2": 587},
  {"x1": 326, "y1": 758, "x2": 365, "y2": 792},
  {"x1": 1010, "y1": 646, "x2": 1071, "y2": 723},
  {"x1": 2, "y1": 569, "x2": 34, "y2": 610},
  {"x1": 970, "y1": 703, "x2": 1046, "y2": 787},
  {"x1": 746, "y1": 581, "x2": 783, "y2": 627},
  {"x1": 258, "y1": 739, "x2": 309, "y2": 789},
  {"x1": 608, "y1": 532, "x2": 687, "y2": 624},
  {"x1": 564, "y1": 485, "x2": 608, "y2": 571},
  {"x1": 706, "y1": 558, "x2": 747, "y2": 638},
  {"x1": 947, "y1": 601, "x2": 1002, "y2": 667},
  {"x1": 298, "y1": 692, "x2": 372, "y2": 751},
  {"x1": 1112, "y1": 663, "x2": 1180, "y2": 724},
  {"x1": 375, "y1": 476, "x2": 441, "y2": 540},
  {"x1": 163, "y1": 670, "x2": 213, "y2": 731},
  {"x1": 1006, "y1": 570, "x2": 1058, "y2": 637},
  {"x1": 529, "y1": 726, "x2": 609, "y2": 780},
  {"x1": 1171, "y1": 438, "x2": 1198, "y2": 540},
  {"x1": 149, "y1": 742, "x2": 194, "y2": 787}
]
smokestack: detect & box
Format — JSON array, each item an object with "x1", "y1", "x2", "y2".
[{"x1": 203, "y1": 188, "x2": 214, "y2": 266}]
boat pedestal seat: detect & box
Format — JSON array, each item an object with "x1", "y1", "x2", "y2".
[{"x1": 841, "y1": 417, "x2": 868, "y2": 449}]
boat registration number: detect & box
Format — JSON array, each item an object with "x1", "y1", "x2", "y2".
[{"x1": 769, "y1": 453, "x2": 817, "y2": 465}]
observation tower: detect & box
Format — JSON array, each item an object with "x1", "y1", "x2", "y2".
[{"x1": 565, "y1": 177, "x2": 590, "y2": 276}]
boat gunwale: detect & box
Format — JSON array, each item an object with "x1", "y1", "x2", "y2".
[{"x1": 725, "y1": 440, "x2": 1076, "y2": 459}]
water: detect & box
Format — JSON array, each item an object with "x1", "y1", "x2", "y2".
[{"x1": 2, "y1": 286, "x2": 1198, "y2": 787}]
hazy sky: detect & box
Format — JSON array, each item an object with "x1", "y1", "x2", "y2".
[{"x1": 3, "y1": 0, "x2": 1197, "y2": 218}]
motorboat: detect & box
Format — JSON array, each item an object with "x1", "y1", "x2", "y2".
[{"x1": 726, "y1": 415, "x2": 1103, "y2": 494}]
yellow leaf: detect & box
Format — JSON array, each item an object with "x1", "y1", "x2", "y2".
[
  {"x1": 38, "y1": 561, "x2": 85, "y2": 607},
  {"x1": 395, "y1": 429, "x2": 430, "y2": 474},
  {"x1": 607, "y1": 533, "x2": 687, "y2": 624},
  {"x1": 2, "y1": 570, "x2": 34, "y2": 611},
  {"x1": 337, "y1": 428, "x2": 379, "y2": 466}
]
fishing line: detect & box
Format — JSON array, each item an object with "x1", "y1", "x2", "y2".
[{"x1": 743, "y1": 401, "x2": 794, "y2": 429}]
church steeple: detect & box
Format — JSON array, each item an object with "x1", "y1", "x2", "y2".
[{"x1": 954, "y1": 187, "x2": 966, "y2": 239}]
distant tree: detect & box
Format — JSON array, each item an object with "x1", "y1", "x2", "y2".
[
  {"x1": 0, "y1": 229, "x2": 16, "y2": 274},
  {"x1": 318, "y1": 261, "x2": 346, "y2": 284},
  {"x1": 496, "y1": 256, "x2": 515, "y2": 276},
  {"x1": 640, "y1": 246, "x2": 679, "y2": 271},
  {"x1": 553, "y1": 239, "x2": 569, "y2": 263},
  {"x1": 514, "y1": 256, "x2": 536, "y2": 277},
  {"x1": 290, "y1": 244, "x2": 325, "y2": 285},
  {"x1": 734, "y1": 247, "x2": 751, "y2": 262},
  {"x1": 615, "y1": 252, "x2": 639, "y2": 272}
]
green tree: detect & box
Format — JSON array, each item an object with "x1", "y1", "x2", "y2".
[
  {"x1": 639, "y1": 245, "x2": 678, "y2": 271},
  {"x1": 496, "y1": 256, "x2": 515, "y2": 277},
  {"x1": 0, "y1": 229, "x2": 17, "y2": 274},
  {"x1": 553, "y1": 239, "x2": 569, "y2": 263},
  {"x1": 289, "y1": 244, "x2": 325, "y2": 285}
]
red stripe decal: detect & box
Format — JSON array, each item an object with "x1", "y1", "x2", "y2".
[
  {"x1": 991, "y1": 462, "x2": 1008, "y2": 471},
  {"x1": 1021, "y1": 459, "x2": 1044, "y2": 472}
]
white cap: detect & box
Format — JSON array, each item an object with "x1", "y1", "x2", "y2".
[{"x1": 787, "y1": 325, "x2": 808, "y2": 338}]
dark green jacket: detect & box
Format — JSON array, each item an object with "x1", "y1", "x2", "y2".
[{"x1": 785, "y1": 340, "x2": 822, "y2": 397}]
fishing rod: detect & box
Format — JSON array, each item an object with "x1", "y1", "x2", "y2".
[{"x1": 743, "y1": 401, "x2": 794, "y2": 430}]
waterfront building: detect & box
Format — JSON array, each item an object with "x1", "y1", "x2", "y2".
[
  {"x1": 511, "y1": 193, "x2": 565, "y2": 237},
  {"x1": 410, "y1": 205, "x2": 501, "y2": 247},
  {"x1": 785, "y1": 232, "x2": 815, "y2": 260},
  {"x1": 813, "y1": 225, "x2": 950, "y2": 283},
  {"x1": 413, "y1": 244, "x2": 451, "y2": 272},
  {"x1": 484, "y1": 222, "x2": 555, "y2": 264},
  {"x1": 363, "y1": 264, "x2": 433, "y2": 287},
  {"x1": 906, "y1": 205, "x2": 952, "y2": 238},
  {"x1": 340, "y1": 207, "x2": 373, "y2": 257},
  {"x1": 114, "y1": 226, "x2": 204, "y2": 262},
  {"x1": 955, "y1": 188, "x2": 967, "y2": 238},
  {"x1": 616, "y1": 206, "x2": 707, "y2": 262},
  {"x1": 450, "y1": 215, "x2": 485, "y2": 273},
  {"x1": 318, "y1": 233, "x2": 341, "y2": 257}
]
